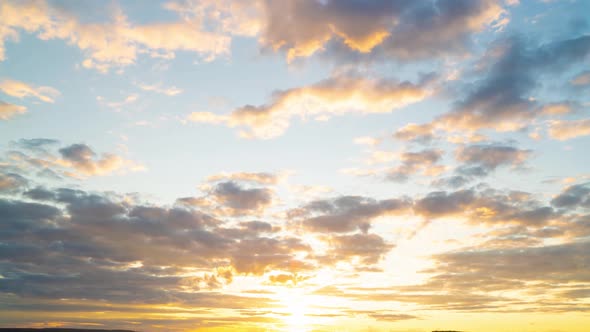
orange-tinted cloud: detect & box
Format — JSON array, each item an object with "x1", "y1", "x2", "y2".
[
  {"x1": 189, "y1": 73, "x2": 434, "y2": 138},
  {"x1": 547, "y1": 119, "x2": 590, "y2": 140},
  {"x1": 0, "y1": 100, "x2": 26, "y2": 120},
  {"x1": 0, "y1": 79, "x2": 60, "y2": 103}
]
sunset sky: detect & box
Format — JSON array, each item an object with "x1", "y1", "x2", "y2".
[{"x1": 1, "y1": 0, "x2": 590, "y2": 331}]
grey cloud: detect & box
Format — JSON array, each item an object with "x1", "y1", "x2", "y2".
[
  {"x1": 414, "y1": 190, "x2": 476, "y2": 218},
  {"x1": 435, "y1": 143, "x2": 532, "y2": 188},
  {"x1": 212, "y1": 181, "x2": 273, "y2": 212},
  {"x1": 0, "y1": 172, "x2": 28, "y2": 194},
  {"x1": 456, "y1": 143, "x2": 531, "y2": 170},
  {"x1": 415, "y1": 188, "x2": 558, "y2": 226},
  {"x1": 263, "y1": 0, "x2": 507, "y2": 62},
  {"x1": 13, "y1": 138, "x2": 59, "y2": 153},
  {"x1": 59, "y1": 143, "x2": 96, "y2": 163},
  {"x1": 386, "y1": 149, "x2": 444, "y2": 182},
  {"x1": 23, "y1": 186, "x2": 57, "y2": 201},
  {"x1": 431, "y1": 241, "x2": 590, "y2": 283},
  {"x1": 293, "y1": 195, "x2": 411, "y2": 233},
  {"x1": 2, "y1": 140, "x2": 142, "y2": 178},
  {"x1": 0, "y1": 199, "x2": 61, "y2": 233},
  {"x1": 320, "y1": 240, "x2": 590, "y2": 312},
  {"x1": 551, "y1": 183, "x2": 590, "y2": 209},
  {"x1": 0, "y1": 184, "x2": 320, "y2": 309},
  {"x1": 437, "y1": 34, "x2": 590, "y2": 131},
  {"x1": 321, "y1": 233, "x2": 394, "y2": 265}
]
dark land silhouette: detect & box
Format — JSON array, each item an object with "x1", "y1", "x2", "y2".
[{"x1": 0, "y1": 329, "x2": 136, "y2": 332}]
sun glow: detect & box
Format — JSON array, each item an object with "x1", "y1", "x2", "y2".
[{"x1": 279, "y1": 289, "x2": 312, "y2": 332}]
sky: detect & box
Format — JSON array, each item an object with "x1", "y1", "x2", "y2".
[{"x1": 0, "y1": 0, "x2": 589, "y2": 331}]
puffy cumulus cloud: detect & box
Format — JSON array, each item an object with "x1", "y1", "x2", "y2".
[
  {"x1": 0, "y1": 0, "x2": 509, "y2": 68},
  {"x1": 319, "y1": 233, "x2": 393, "y2": 266},
  {"x1": 414, "y1": 188, "x2": 558, "y2": 227},
  {"x1": 551, "y1": 183, "x2": 590, "y2": 210},
  {"x1": 189, "y1": 72, "x2": 434, "y2": 138},
  {"x1": 177, "y1": 181, "x2": 274, "y2": 217},
  {"x1": 456, "y1": 143, "x2": 531, "y2": 169},
  {"x1": 1, "y1": 140, "x2": 145, "y2": 179},
  {"x1": 289, "y1": 195, "x2": 411, "y2": 233},
  {"x1": 434, "y1": 34, "x2": 590, "y2": 132},
  {"x1": 547, "y1": 119, "x2": 590, "y2": 140},
  {"x1": 260, "y1": 0, "x2": 507, "y2": 62},
  {"x1": 211, "y1": 181, "x2": 273, "y2": 213},
  {"x1": 1, "y1": 185, "x2": 315, "y2": 290},
  {"x1": 386, "y1": 149, "x2": 445, "y2": 182},
  {"x1": 206, "y1": 171, "x2": 287, "y2": 185},
  {"x1": 414, "y1": 189, "x2": 477, "y2": 218},
  {"x1": 2, "y1": 169, "x2": 589, "y2": 324},
  {"x1": 434, "y1": 143, "x2": 532, "y2": 188},
  {"x1": 0, "y1": 79, "x2": 60, "y2": 103},
  {"x1": 0, "y1": 100, "x2": 26, "y2": 120},
  {"x1": 57, "y1": 143, "x2": 145, "y2": 177},
  {"x1": 0, "y1": 0, "x2": 259, "y2": 72}
]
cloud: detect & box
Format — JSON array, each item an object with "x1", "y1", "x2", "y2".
[
  {"x1": 137, "y1": 83, "x2": 183, "y2": 96},
  {"x1": 571, "y1": 71, "x2": 590, "y2": 86},
  {"x1": 210, "y1": 181, "x2": 273, "y2": 213},
  {"x1": 189, "y1": 72, "x2": 434, "y2": 138},
  {"x1": 386, "y1": 149, "x2": 445, "y2": 182},
  {"x1": 435, "y1": 143, "x2": 532, "y2": 187},
  {"x1": 320, "y1": 233, "x2": 393, "y2": 265},
  {"x1": 0, "y1": 0, "x2": 256, "y2": 72},
  {"x1": 318, "y1": 238, "x2": 590, "y2": 312},
  {"x1": 268, "y1": 273, "x2": 307, "y2": 285},
  {"x1": 353, "y1": 136, "x2": 381, "y2": 146},
  {"x1": 0, "y1": 0, "x2": 513, "y2": 69},
  {"x1": 1, "y1": 140, "x2": 145, "y2": 178},
  {"x1": 456, "y1": 144, "x2": 531, "y2": 170},
  {"x1": 0, "y1": 79, "x2": 60, "y2": 103},
  {"x1": 13, "y1": 138, "x2": 59, "y2": 150},
  {"x1": 178, "y1": 181, "x2": 274, "y2": 217},
  {"x1": 547, "y1": 119, "x2": 590, "y2": 140},
  {"x1": 206, "y1": 171, "x2": 287, "y2": 185},
  {"x1": 435, "y1": 34, "x2": 590, "y2": 132},
  {"x1": 58, "y1": 143, "x2": 145, "y2": 176},
  {"x1": 539, "y1": 102, "x2": 574, "y2": 115},
  {"x1": 261, "y1": 0, "x2": 507, "y2": 62},
  {"x1": 97, "y1": 94, "x2": 138, "y2": 111},
  {"x1": 2, "y1": 185, "x2": 314, "y2": 283},
  {"x1": 414, "y1": 188, "x2": 557, "y2": 227},
  {"x1": 551, "y1": 183, "x2": 590, "y2": 210},
  {"x1": 430, "y1": 241, "x2": 590, "y2": 285},
  {"x1": 393, "y1": 123, "x2": 436, "y2": 144},
  {"x1": 290, "y1": 195, "x2": 410, "y2": 233},
  {"x1": 0, "y1": 100, "x2": 26, "y2": 120},
  {"x1": 0, "y1": 172, "x2": 27, "y2": 194}
]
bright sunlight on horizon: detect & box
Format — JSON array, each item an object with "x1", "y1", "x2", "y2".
[{"x1": 1, "y1": 0, "x2": 589, "y2": 331}]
